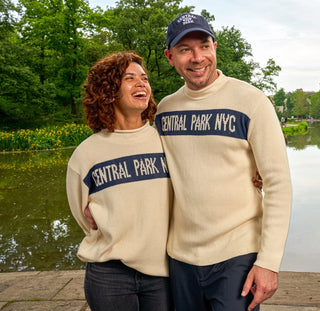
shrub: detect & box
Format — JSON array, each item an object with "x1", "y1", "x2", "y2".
[{"x1": 0, "y1": 124, "x2": 93, "y2": 152}]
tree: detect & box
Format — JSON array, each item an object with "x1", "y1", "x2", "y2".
[
  {"x1": 1, "y1": 0, "x2": 284, "y2": 128},
  {"x1": 0, "y1": 0, "x2": 16, "y2": 38},
  {"x1": 54, "y1": 0, "x2": 92, "y2": 116},
  {"x1": 215, "y1": 26, "x2": 255, "y2": 83},
  {"x1": 286, "y1": 95, "x2": 294, "y2": 117},
  {"x1": 0, "y1": 0, "x2": 57, "y2": 129},
  {"x1": 291, "y1": 90, "x2": 309, "y2": 119},
  {"x1": 251, "y1": 59, "x2": 281, "y2": 93},
  {"x1": 106, "y1": 0, "x2": 193, "y2": 102},
  {"x1": 214, "y1": 27, "x2": 281, "y2": 93},
  {"x1": 273, "y1": 88, "x2": 286, "y2": 107},
  {"x1": 106, "y1": 2, "x2": 281, "y2": 100},
  {"x1": 273, "y1": 88, "x2": 287, "y2": 117},
  {"x1": 18, "y1": 0, "x2": 100, "y2": 117},
  {"x1": 310, "y1": 91, "x2": 320, "y2": 119}
]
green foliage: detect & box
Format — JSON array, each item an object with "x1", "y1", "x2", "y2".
[
  {"x1": 286, "y1": 96, "x2": 294, "y2": 116},
  {"x1": 310, "y1": 91, "x2": 320, "y2": 119},
  {"x1": 0, "y1": 0, "x2": 284, "y2": 129},
  {"x1": 0, "y1": 124, "x2": 93, "y2": 151},
  {"x1": 0, "y1": 0, "x2": 113, "y2": 129},
  {"x1": 17, "y1": 0, "x2": 94, "y2": 116},
  {"x1": 282, "y1": 121, "x2": 308, "y2": 136},
  {"x1": 251, "y1": 59, "x2": 281, "y2": 93},
  {"x1": 273, "y1": 88, "x2": 286, "y2": 107},
  {"x1": 215, "y1": 26, "x2": 254, "y2": 83},
  {"x1": 0, "y1": 36, "x2": 58, "y2": 129},
  {"x1": 108, "y1": 0, "x2": 192, "y2": 102},
  {"x1": 290, "y1": 90, "x2": 309, "y2": 118},
  {"x1": 215, "y1": 27, "x2": 281, "y2": 92},
  {"x1": 0, "y1": 0, "x2": 17, "y2": 38}
]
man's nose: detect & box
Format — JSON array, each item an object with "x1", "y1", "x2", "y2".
[{"x1": 192, "y1": 48, "x2": 203, "y2": 62}]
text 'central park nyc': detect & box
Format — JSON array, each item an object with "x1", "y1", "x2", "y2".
[
  {"x1": 155, "y1": 109, "x2": 250, "y2": 139},
  {"x1": 84, "y1": 153, "x2": 170, "y2": 194}
]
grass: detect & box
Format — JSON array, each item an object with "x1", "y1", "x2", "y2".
[{"x1": 0, "y1": 123, "x2": 93, "y2": 152}]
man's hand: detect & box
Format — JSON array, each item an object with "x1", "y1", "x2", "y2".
[
  {"x1": 84, "y1": 205, "x2": 98, "y2": 230},
  {"x1": 241, "y1": 265, "x2": 278, "y2": 311}
]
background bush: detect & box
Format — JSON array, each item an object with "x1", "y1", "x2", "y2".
[{"x1": 0, "y1": 124, "x2": 93, "y2": 152}]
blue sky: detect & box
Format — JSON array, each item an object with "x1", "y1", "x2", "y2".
[{"x1": 89, "y1": 0, "x2": 320, "y2": 94}]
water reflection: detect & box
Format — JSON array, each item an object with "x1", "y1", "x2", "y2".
[
  {"x1": 0, "y1": 149, "x2": 84, "y2": 272},
  {"x1": 280, "y1": 122, "x2": 320, "y2": 272},
  {"x1": 286, "y1": 121, "x2": 320, "y2": 149},
  {"x1": 1, "y1": 123, "x2": 320, "y2": 272}
]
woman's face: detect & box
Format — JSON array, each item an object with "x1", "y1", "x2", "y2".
[{"x1": 115, "y1": 62, "x2": 151, "y2": 118}]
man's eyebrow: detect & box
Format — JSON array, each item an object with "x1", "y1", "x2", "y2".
[{"x1": 202, "y1": 37, "x2": 212, "y2": 43}]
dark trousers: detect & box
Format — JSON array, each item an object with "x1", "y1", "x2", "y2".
[
  {"x1": 169, "y1": 253, "x2": 260, "y2": 311},
  {"x1": 84, "y1": 260, "x2": 173, "y2": 311}
]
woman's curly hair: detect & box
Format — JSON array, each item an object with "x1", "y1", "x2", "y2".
[{"x1": 83, "y1": 52, "x2": 157, "y2": 133}]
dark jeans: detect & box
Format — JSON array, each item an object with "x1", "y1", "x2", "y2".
[
  {"x1": 169, "y1": 253, "x2": 260, "y2": 311},
  {"x1": 84, "y1": 260, "x2": 173, "y2": 311}
]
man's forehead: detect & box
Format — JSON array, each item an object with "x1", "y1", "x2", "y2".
[{"x1": 176, "y1": 31, "x2": 213, "y2": 45}]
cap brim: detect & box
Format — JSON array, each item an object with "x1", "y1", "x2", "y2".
[{"x1": 169, "y1": 28, "x2": 214, "y2": 48}]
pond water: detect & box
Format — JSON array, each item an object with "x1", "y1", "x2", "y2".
[
  {"x1": 280, "y1": 122, "x2": 320, "y2": 272},
  {"x1": 0, "y1": 148, "x2": 84, "y2": 272},
  {"x1": 0, "y1": 123, "x2": 320, "y2": 273}
]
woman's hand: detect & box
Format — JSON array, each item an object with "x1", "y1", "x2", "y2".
[
  {"x1": 84, "y1": 205, "x2": 98, "y2": 230},
  {"x1": 252, "y1": 170, "x2": 263, "y2": 191}
]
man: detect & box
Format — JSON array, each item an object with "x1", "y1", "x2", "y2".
[{"x1": 154, "y1": 13, "x2": 292, "y2": 311}]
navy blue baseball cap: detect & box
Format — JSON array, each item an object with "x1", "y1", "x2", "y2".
[{"x1": 166, "y1": 13, "x2": 215, "y2": 48}]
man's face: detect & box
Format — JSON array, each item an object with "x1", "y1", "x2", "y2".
[{"x1": 165, "y1": 31, "x2": 218, "y2": 90}]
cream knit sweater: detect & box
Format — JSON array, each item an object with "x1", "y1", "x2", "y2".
[
  {"x1": 66, "y1": 123, "x2": 172, "y2": 277},
  {"x1": 155, "y1": 70, "x2": 292, "y2": 272}
]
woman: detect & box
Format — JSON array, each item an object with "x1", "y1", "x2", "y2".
[{"x1": 66, "y1": 52, "x2": 173, "y2": 311}]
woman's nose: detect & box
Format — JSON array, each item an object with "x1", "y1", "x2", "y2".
[{"x1": 136, "y1": 78, "x2": 147, "y2": 86}]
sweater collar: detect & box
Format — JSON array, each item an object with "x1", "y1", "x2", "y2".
[
  {"x1": 100, "y1": 121, "x2": 150, "y2": 136},
  {"x1": 183, "y1": 70, "x2": 227, "y2": 100},
  {"x1": 113, "y1": 121, "x2": 149, "y2": 134}
]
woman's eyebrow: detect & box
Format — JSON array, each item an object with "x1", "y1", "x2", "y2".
[{"x1": 124, "y1": 72, "x2": 147, "y2": 77}]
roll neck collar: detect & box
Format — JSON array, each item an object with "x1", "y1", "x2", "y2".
[
  {"x1": 114, "y1": 121, "x2": 149, "y2": 134},
  {"x1": 101, "y1": 121, "x2": 150, "y2": 136},
  {"x1": 183, "y1": 70, "x2": 227, "y2": 100}
]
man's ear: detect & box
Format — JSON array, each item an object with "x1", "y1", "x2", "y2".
[{"x1": 164, "y1": 49, "x2": 174, "y2": 66}]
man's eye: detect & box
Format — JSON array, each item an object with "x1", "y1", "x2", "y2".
[{"x1": 179, "y1": 48, "x2": 190, "y2": 53}]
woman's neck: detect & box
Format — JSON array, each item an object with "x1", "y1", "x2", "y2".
[{"x1": 114, "y1": 115, "x2": 145, "y2": 130}]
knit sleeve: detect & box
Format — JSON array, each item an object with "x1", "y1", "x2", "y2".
[
  {"x1": 66, "y1": 164, "x2": 91, "y2": 234},
  {"x1": 248, "y1": 94, "x2": 292, "y2": 272}
]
